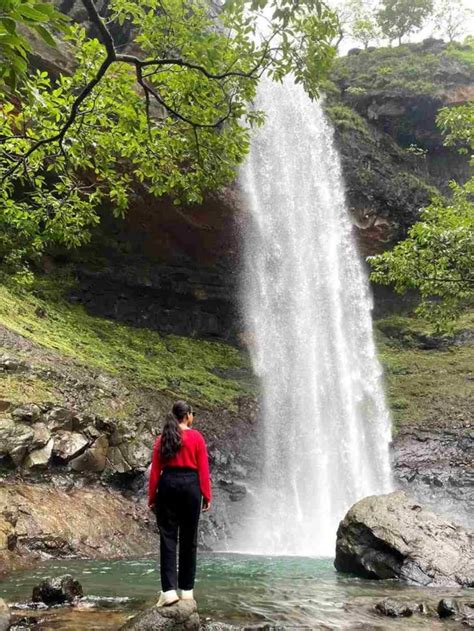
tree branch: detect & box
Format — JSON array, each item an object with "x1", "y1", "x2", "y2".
[{"x1": 2, "y1": 0, "x2": 276, "y2": 182}]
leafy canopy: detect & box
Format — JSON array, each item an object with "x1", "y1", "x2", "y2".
[
  {"x1": 0, "y1": 0, "x2": 338, "y2": 276},
  {"x1": 346, "y1": 0, "x2": 379, "y2": 49},
  {"x1": 376, "y1": 0, "x2": 433, "y2": 44},
  {"x1": 369, "y1": 102, "x2": 474, "y2": 331},
  {"x1": 0, "y1": 0, "x2": 68, "y2": 89}
]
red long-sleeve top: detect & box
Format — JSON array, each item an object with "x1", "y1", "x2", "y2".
[{"x1": 148, "y1": 428, "x2": 212, "y2": 507}]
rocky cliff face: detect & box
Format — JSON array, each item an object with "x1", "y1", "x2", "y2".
[
  {"x1": 327, "y1": 39, "x2": 473, "y2": 255},
  {"x1": 56, "y1": 40, "x2": 473, "y2": 340},
  {"x1": 1, "y1": 25, "x2": 472, "y2": 577}
]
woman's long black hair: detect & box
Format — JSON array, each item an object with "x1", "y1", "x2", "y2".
[{"x1": 160, "y1": 400, "x2": 192, "y2": 460}]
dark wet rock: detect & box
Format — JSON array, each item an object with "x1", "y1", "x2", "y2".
[
  {"x1": 374, "y1": 599, "x2": 414, "y2": 617},
  {"x1": 52, "y1": 431, "x2": 89, "y2": 462},
  {"x1": 45, "y1": 407, "x2": 75, "y2": 432},
  {"x1": 0, "y1": 419, "x2": 34, "y2": 466},
  {"x1": 9, "y1": 615, "x2": 40, "y2": 629},
  {"x1": 70, "y1": 435, "x2": 109, "y2": 472},
  {"x1": 24, "y1": 439, "x2": 54, "y2": 469},
  {"x1": 438, "y1": 598, "x2": 461, "y2": 618},
  {"x1": 32, "y1": 574, "x2": 83, "y2": 606},
  {"x1": 0, "y1": 598, "x2": 10, "y2": 631},
  {"x1": 11, "y1": 404, "x2": 41, "y2": 424},
  {"x1": 21, "y1": 535, "x2": 75, "y2": 557},
  {"x1": 30, "y1": 423, "x2": 52, "y2": 450},
  {"x1": 335, "y1": 491, "x2": 474, "y2": 587},
  {"x1": 0, "y1": 356, "x2": 27, "y2": 372},
  {"x1": 218, "y1": 479, "x2": 247, "y2": 501},
  {"x1": 393, "y1": 427, "x2": 474, "y2": 528},
  {"x1": 120, "y1": 599, "x2": 199, "y2": 630},
  {"x1": 106, "y1": 441, "x2": 151, "y2": 473}
]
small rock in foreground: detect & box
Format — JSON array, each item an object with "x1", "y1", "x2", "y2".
[
  {"x1": 335, "y1": 490, "x2": 474, "y2": 587},
  {"x1": 0, "y1": 598, "x2": 10, "y2": 631},
  {"x1": 120, "y1": 599, "x2": 199, "y2": 630},
  {"x1": 374, "y1": 598, "x2": 414, "y2": 617},
  {"x1": 32, "y1": 574, "x2": 83, "y2": 606}
]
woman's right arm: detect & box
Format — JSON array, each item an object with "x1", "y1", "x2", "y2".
[
  {"x1": 148, "y1": 438, "x2": 161, "y2": 508},
  {"x1": 196, "y1": 433, "x2": 212, "y2": 511}
]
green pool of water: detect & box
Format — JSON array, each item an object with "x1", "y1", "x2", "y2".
[{"x1": 0, "y1": 554, "x2": 467, "y2": 629}]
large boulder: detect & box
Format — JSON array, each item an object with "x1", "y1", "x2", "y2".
[
  {"x1": 11, "y1": 403, "x2": 41, "y2": 423},
  {"x1": 45, "y1": 407, "x2": 75, "y2": 431},
  {"x1": 52, "y1": 431, "x2": 89, "y2": 461},
  {"x1": 0, "y1": 418, "x2": 34, "y2": 465},
  {"x1": 24, "y1": 438, "x2": 54, "y2": 469},
  {"x1": 32, "y1": 574, "x2": 83, "y2": 606},
  {"x1": 106, "y1": 440, "x2": 152, "y2": 473},
  {"x1": 30, "y1": 422, "x2": 52, "y2": 449},
  {"x1": 335, "y1": 491, "x2": 474, "y2": 587},
  {"x1": 120, "y1": 600, "x2": 199, "y2": 630},
  {"x1": 70, "y1": 435, "x2": 109, "y2": 472}
]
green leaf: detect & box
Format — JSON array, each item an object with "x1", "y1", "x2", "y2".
[{"x1": 34, "y1": 24, "x2": 57, "y2": 47}]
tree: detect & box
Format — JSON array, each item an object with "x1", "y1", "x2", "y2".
[
  {"x1": 0, "y1": 0, "x2": 338, "y2": 275},
  {"x1": 433, "y1": 0, "x2": 474, "y2": 42},
  {"x1": 348, "y1": 0, "x2": 379, "y2": 49},
  {"x1": 0, "y1": 0, "x2": 68, "y2": 89},
  {"x1": 369, "y1": 102, "x2": 474, "y2": 331},
  {"x1": 331, "y1": 0, "x2": 379, "y2": 50},
  {"x1": 376, "y1": 0, "x2": 434, "y2": 45}
]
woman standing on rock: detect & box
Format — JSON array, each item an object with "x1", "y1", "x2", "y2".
[{"x1": 148, "y1": 400, "x2": 212, "y2": 607}]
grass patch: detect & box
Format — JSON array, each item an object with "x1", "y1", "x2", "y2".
[
  {"x1": 0, "y1": 279, "x2": 255, "y2": 409},
  {"x1": 446, "y1": 40, "x2": 474, "y2": 69},
  {"x1": 325, "y1": 103, "x2": 372, "y2": 137},
  {"x1": 376, "y1": 312, "x2": 473, "y2": 431},
  {"x1": 0, "y1": 371, "x2": 61, "y2": 407},
  {"x1": 331, "y1": 42, "x2": 473, "y2": 98}
]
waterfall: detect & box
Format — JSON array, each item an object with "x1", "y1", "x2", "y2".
[{"x1": 238, "y1": 76, "x2": 393, "y2": 557}]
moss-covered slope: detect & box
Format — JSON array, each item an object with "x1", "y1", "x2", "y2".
[
  {"x1": 375, "y1": 312, "x2": 473, "y2": 432},
  {"x1": 323, "y1": 39, "x2": 473, "y2": 254},
  {"x1": 0, "y1": 277, "x2": 254, "y2": 409}
]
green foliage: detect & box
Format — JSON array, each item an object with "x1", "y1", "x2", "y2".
[
  {"x1": 437, "y1": 101, "x2": 474, "y2": 148},
  {"x1": 370, "y1": 101, "x2": 474, "y2": 331},
  {"x1": 0, "y1": 276, "x2": 255, "y2": 407},
  {"x1": 405, "y1": 143, "x2": 428, "y2": 157},
  {"x1": 376, "y1": 312, "x2": 474, "y2": 430},
  {"x1": 0, "y1": 371, "x2": 61, "y2": 406},
  {"x1": 0, "y1": 0, "x2": 338, "y2": 271},
  {"x1": 331, "y1": 45, "x2": 444, "y2": 96},
  {"x1": 376, "y1": 0, "x2": 434, "y2": 44},
  {"x1": 336, "y1": 0, "x2": 380, "y2": 49},
  {"x1": 325, "y1": 103, "x2": 371, "y2": 136},
  {"x1": 370, "y1": 186, "x2": 473, "y2": 330},
  {"x1": 0, "y1": 0, "x2": 68, "y2": 89},
  {"x1": 351, "y1": 17, "x2": 379, "y2": 48},
  {"x1": 446, "y1": 38, "x2": 474, "y2": 67}
]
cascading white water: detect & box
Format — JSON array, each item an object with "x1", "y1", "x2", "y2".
[{"x1": 238, "y1": 76, "x2": 393, "y2": 557}]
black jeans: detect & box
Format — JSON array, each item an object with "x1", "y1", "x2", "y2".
[{"x1": 155, "y1": 467, "x2": 201, "y2": 592}]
